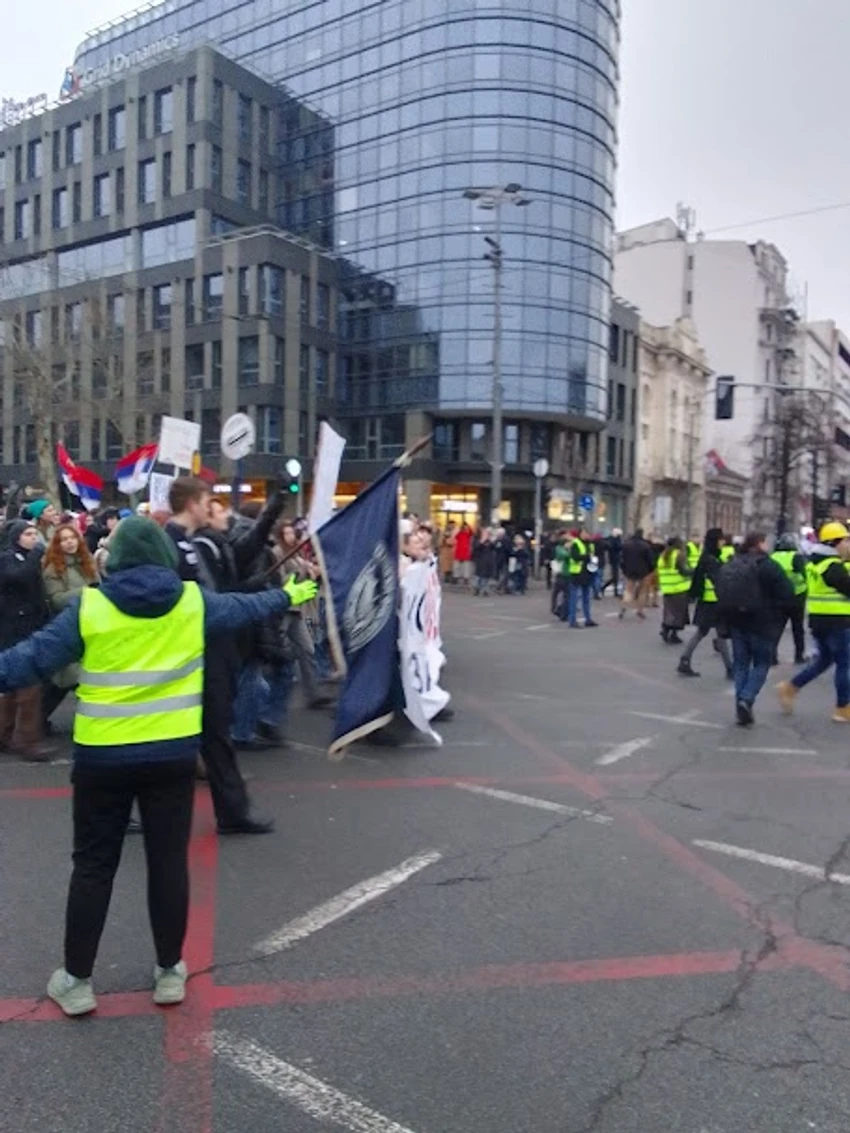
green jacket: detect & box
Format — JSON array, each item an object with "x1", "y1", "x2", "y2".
[{"x1": 43, "y1": 558, "x2": 94, "y2": 613}]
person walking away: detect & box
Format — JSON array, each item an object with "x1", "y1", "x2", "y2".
[
  {"x1": 657, "y1": 537, "x2": 692, "y2": 644},
  {"x1": 716, "y1": 532, "x2": 793, "y2": 725},
  {"x1": 0, "y1": 516, "x2": 317, "y2": 1015},
  {"x1": 453, "y1": 522, "x2": 474, "y2": 587},
  {"x1": 592, "y1": 535, "x2": 607, "y2": 599},
  {"x1": 472, "y1": 528, "x2": 497, "y2": 596},
  {"x1": 677, "y1": 528, "x2": 734, "y2": 678},
  {"x1": 603, "y1": 528, "x2": 623, "y2": 597},
  {"x1": 770, "y1": 533, "x2": 808, "y2": 664},
  {"x1": 777, "y1": 521, "x2": 850, "y2": 722},
  {"x1": 0, "y1": 520, "x2": 54, "y2": 761},
  {"x1": 644, "y1": 535, "x2": 665, "y2": 608},
  {"x1": 618, "y1": 528, "x2": 653, "y2": 619},
  {"x1": 563, "y1": 527, "x2": 598, "y2": 628},
  {"x1": 42, "y1": 524, "x2": 98, "y2": 727},
  {"x1": 439, "y1": 523, "x2": 456, "y2": 584},
  {"x1": 686, "y1": 536, "x2": 701, "y2": 571}
]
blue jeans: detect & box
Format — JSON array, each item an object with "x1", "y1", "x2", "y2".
[
  {"x1": 231, "y1": 662, "x2": 268, "y2": 742},
  {"x1": 730, "y1": 627, "x2": 773, "y2": 705},
  {"x1": 792, "y1": 628, "x2": 850, "y2": 707},
  {"x1": 564, "y1": 582, "x2": 592, "y2": 625}
]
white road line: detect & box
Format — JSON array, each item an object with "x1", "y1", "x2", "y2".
[
  {"x1": 216, "y1": 1033, "x2": 421, "y2": 1133},
  {"x1": 526, "y1": 624, "x2": 553, "y2": 631},
  {"x1": 719, "y1": 746, "x2": 818, "y2": 756},
  {"x1": 629, "y1": 710, "x2": 722, "y2": 729},
  {"x1": 596, "y1": 736, "x2": 655, "y2": 766},
  {"x1": 253, "y1": 850, "x2": 442, "y2": 956},
  {"x1": 454, "y1": 782, "x2": 611, "y2": 824},
  {"x1": 693, "y1": 839, "x2": 850, "y2": 886},
  {"x1": 470, "y1": 630, "x2": 507, "y2": 641}
]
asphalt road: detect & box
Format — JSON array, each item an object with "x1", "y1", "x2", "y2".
[{"x1": 4, "y1": 585, "x2": 850, "y2": 1132}]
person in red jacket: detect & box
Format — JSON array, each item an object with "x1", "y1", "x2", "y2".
[{"x1": 453, "y1": 522, "x2": 474, "y2": 586}]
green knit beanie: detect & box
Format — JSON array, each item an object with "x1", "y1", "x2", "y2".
[{"x1": 106, "y1": 517, "x2": 179, "y2": 574}]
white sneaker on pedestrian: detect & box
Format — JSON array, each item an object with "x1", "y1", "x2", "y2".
[
  {"x1": 47, "y1": 968, "x2": 97, "y2": 1016},
  {"x1": 153, "y1": 960, "x2": 188, "y2": 1005}
]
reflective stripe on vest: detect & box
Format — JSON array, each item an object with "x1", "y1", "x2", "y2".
[
  {"x1": 657, "y1": 552, "x2": 690, "y2": 595},
  {"x1": 702, "y1": 545, "x2": 734, "y2": 603},
  {"x1": 568, "y1": 537, "x2": 587, "y2": 575},
  {"x1": 806, "y1": 558, "x2": 850, "y2": 617},
  {"x1": 687, "y1": 542, "x2": 700, "y2": 569},
  {"x1": 771, "y1": 550, "x2": 807, "y2": 596},
  {"x1": 74, "y1": 583, "x2": 205, "y2": 747}
]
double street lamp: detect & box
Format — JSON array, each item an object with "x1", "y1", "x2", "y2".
[{"x1": 463, "y1": 184, "x2": 531, "y2": 526}]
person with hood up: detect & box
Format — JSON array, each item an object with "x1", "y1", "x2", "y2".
[
  {"x1": 0, "y1": 516, "x2": 317, "y2": 1017},
  {"x1": 777, "y1": 521, "x2": 850, "y2": 722},
  {"x1": 677, "y1": 527, "x2": 734, "y2": 679}
]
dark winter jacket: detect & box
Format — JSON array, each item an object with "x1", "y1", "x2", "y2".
[
  {"x1": 690, "y1": 551, "x2": 723, "y2": 605},
  {"x1": 472, "y1": 537, "x2": 498, "y2": 580},
  {"x1": 607, "y1": 535, "x2": 623, "y2": 568},
  {"x1": 227, "y1": 492, "x2": 288, "y2": 576},
  {"x1": 0, "y1": 564, "x2": 293, "y2": 766},
  {"x1": 0, "y1": 544, "x2": 49, "y2": 649},
  {"x1": 719, "y1": 552, "x2": 794, "y2": 638},
  {"x1": 621, "y1": 536, "x2": 653, "y2": 580},
  {"x1": 164, "y1": 521, "x2": 215, "y2": 588},
  {"x1": 805, "y1": 544, "x2": 850, "y2": 633}
]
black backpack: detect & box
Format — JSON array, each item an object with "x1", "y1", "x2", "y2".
[{"x1": 715, "y1": 555, "x2": 763, "y2": 614}]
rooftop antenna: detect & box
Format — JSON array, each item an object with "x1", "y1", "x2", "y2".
[{"x1": 676, "y1": 202, "x2": 697, "y2": 242}]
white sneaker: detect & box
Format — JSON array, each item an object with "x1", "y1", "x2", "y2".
[
  {"x1": 47, "y1": 968, "x2": 97, "y2": 1016},
  {"x1": 153, "y1": 960, "x2": 188, "y2": 1005}
]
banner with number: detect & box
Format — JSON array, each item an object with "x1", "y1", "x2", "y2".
[{"x1": 399, "y1": 560, "x2": 450, "y2": 743}]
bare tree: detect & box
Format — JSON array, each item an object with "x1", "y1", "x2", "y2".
[{"x1": 750, "y1": 392, "x2": 832, "y2": 535}]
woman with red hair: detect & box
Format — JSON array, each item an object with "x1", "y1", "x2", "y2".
[{"x1": 42, "y1": 525, "x2": 99, "y2": 727}]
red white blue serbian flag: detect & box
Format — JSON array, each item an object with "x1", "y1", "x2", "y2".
[
  {"x1": 56, "y1": 443, "x2": 103, "y2": 512},
  {"x1": 116, "y1": 443, "x2": 158, "y2": 495}
]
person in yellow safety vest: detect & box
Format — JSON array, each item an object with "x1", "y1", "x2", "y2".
[
  {"x1": 657, "y1": 536, "x2": 693, "y2": 645},
  {"x1": 686, "y1": 538, "x2": 701, "y2": 571},
  {"x1": 559, "y1": 526, "x2": 599, "y2": 628},
  {"x1": 677, "y1": 528, "x2": 734, "y2": 678},
  {"x1": 777, "y1": 520, "x2": 850, "y2": 723},
  {"x1": 769, "y1": 532, "x2": 808, "y2": 665},
  {"x1": 0, "y1": 517, "x2": 318, "y2": 1018}
]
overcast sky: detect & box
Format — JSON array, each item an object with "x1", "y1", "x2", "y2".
[{"x1": 3, "y1": 0, "x2": 848, "y2": 322}]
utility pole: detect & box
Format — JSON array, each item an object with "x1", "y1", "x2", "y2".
[{"x1": 684, "y1": 399, "x2": 695, "y2": 538}]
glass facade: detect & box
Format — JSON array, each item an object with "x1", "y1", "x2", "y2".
[{"x1": 75, "y1": 0, "x2": 619, "y2": 421}]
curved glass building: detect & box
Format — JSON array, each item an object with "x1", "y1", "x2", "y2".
[{"x1": 73, "y1": 0, "x2": 621, "y2": 518}]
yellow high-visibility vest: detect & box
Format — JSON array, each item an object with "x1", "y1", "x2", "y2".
[
  {"x1": 771, "y1": 550, "x2": 807, "y2": 596},
  {"x1": 568, "y1": 537, "x2": 587, "y2": 576},
  {"x1": 687, "y1": 541, "x2": 700, "y2": 569},
  {"x1": 702, "y1": 544, "x2": 735, "y2": 603},
  {"x1": 806, "y1": 558, "x2": 850, "y2": 617},
  {"x1": 657, "y1": 551, "x2": 690, "y2": 595},
  {"x1": 74, "y1": 583, "x2": 205, "y2": 747}
]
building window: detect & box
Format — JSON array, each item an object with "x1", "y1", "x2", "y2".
[
  {"x1": 185, "y1": 278, "x2": 195, "y2": 326},
  {"x1": 238, "y1": 94, "x2": 252, "y2": 142},
  {"x1": 300, "y1": 275, "x2": 310, "y2": 321},
  {"x1": 14, "y1": 199, "x2": 30, "y2": 240},
  {"x1": 317, "y1": 283, "x2": 330, "y2": 329},
  {"x1": 93, "y1": 114, "x2": 102, "y2": 156},
  {"x1": 258, "y1": 168, "x2": 269, "y2": 216},
  {"x1": 618, "y1": 438, "x2": 625, "y2": 478},
  {"x1": 259, "y1": 105, "x2": 270, "y2": 151},
  {"x1": 66, "y1": 124, "x2": 82, "y2": 165},
  {"x1": 433, "y1": 421, "x2": 459, "y2": 462},
  {"x1": 299, "y1": 343, "x2": 310, "y2": 393},
  {"x1": 238, "y1": 336, "x2": 260, "y2": 386},
  {"x1": 138, "y1": 352, "x2": 155, "y2": 395},
  {"x1": 257, "y1": 406, "x2": 281, "y2": 454},
  {"x1": 26, "y1": 138, "x2": 42, "y2": 180},
  {"x1": 153, "y1": 283, "x2": 172, "y2": 330},
  {"x1": 185, "y1": 343, "x2": 204, "y2": 391},
  {"x1": 93, "y1": 173, "x2": 111, "y2": 218},
  {"x1": 186, "y1": 144, "x2": 195, "y2": 191},
  {"x1": 606, "y1": 436, "x2": 616, "y2": 477},
  {"x1": 470, "y1": 421, "x2": 487, "y2": 461},
  {"x1": 106, "y1": 421, "x2": 122, "y2": 460},
  {"x1": 530, "y1": 422, "x2": 549, "y2": 461},
  {"x1": 52, "y1": 132, "x2": 61, "y2": 173},
  {"x1": 65, "y1": 302, "x2": 82, "y2": 341},
  {"x1": 108, "y1": 105, "x2": 125, "y2": 151},
  {"x1": 107, "y1": 293, "x2": 124, "y2": 337},
  {"x1": 211, "y1": 340, "x2": 222, "y2": 389},
  {"x1": 25, "y1": 309, "x2": 42, "y2": 346},
  {"x1": 32, "y1": 195, "x2": 41, "y2": 237},
  {"x1": 136, "y1": 289, "x2": 146, "y2": 332},
  {"x1": 630, "y1": 388, "x2": 636, "y2": 426},
  {"x1": 202, "y1": 273, "x2": 223, "y2": 320},
  {"x1": 211, "y1": 145, "x2": 222, "y2": 193},
  {"x1": 237, "y1": 159, "x2": 251, "y2": 205},
  {"x1": 616, "y1": 382, "x2": 626, "y2": 421},
  {"x1": 13, "y1": 146, "x2": 22, "y2": 184},
  {"x1": 186, "y1": 76, "x2": 196, "y2": 124},
  {"x1": 162, "y1": 151, "x2": 172, "y2": 198},
  {"x1": 50, "y1": 307, "x2": 60, "y2": 344},
  {"x1": 72, "y1": 181, "x2": 82, "y2": 223},
  {"x1": 137, "y1": 95, "x2": 147, "y2": 140},
  {"x1": 274, "y1": 337, "x2": 284, "y2": 385},
  {"x1": 52, "y1": 187, "x2": 68, "y2": 229},
  {"x1": 138, "y1": 159, "x2": 156, "y2": 204},
  {"x1": 503, "y1": 423, "x2": 519, "y2": 465},
  {"x1": 115, "y1": 166, "x2": 125, "y2": 212},
  {"x1": 314, "y1": 350, "x2": 329, "y2": 397},
  {"x1": 259, "y1": 265, "x2": 284, "y2": 316},
  {"x1": 212, "y1": 80, "x2": 224, "y2": 127},
  {"x1": 238, "y1": 267, "x2": 250, "y2": 315},
  {"x1": 154, "y1": 87, "x2": 173, "y2": 135},
  {"x1": 202, "y1": 409, "x2": 221, "y2": 455},
  {"x1": 160, "y1": 346, "x2": 171, "y2": 393},
  {"x1": 609, "y1": 323, "x2": 619, "y2": 363}
]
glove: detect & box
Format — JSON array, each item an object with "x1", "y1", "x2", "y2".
[{"x1": 283, "y1": 574, "x2": 318, "y2": 607}]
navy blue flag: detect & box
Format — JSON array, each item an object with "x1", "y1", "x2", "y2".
[{"x1": 312, "y1": 467, "x2": 400, "y2": 755}]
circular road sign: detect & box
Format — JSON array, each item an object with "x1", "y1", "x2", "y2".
[
  {"x1": 533, "y1": 458, "x2": 550, "y2": 478},
  {"x1": 220, "y1": 413, "x2": 256, "y2": 461}
]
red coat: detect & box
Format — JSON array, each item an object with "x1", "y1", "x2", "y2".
[{"x1": 454, "y1": 529, "x2": 473, "y2": 562}]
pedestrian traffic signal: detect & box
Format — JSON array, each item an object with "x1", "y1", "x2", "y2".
[
  {"x1": 284, "y1": 457, "x2": 301, "y2": 495},
  {"x1": 715, "y1": 376, "x2": 735, "y2": 420}
]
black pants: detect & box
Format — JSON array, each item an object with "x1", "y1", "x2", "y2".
[
  {"x1": 66, "y1": 760, "x2": 196, "y2": 979},
  {"x1": 775, "y1": 595, "x2": 806, "y2": 662},
  {"x1": 201, "y1": 648, "x2": 252, "y2": 827}
]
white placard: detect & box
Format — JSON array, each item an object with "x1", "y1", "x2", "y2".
[
  {"x1": 308, "y1": 422, "x2": 347, "y2": 534},
  {"x1": 149, "y1": 472, "x2": 174, "y2": 514},
  {"x1": 399, "y1": 560, "x2": 450, "y2": 743},
  {"x1": 220, "y1": 412, "x2": 256, "y2": 461},
  {"x1": 158, "y1": 416, "x2": 201, "y2": 470}
]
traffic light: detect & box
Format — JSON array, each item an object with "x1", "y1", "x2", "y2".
[
  {"x1": 284, "y1": 458, "x2": 301, "y2": 495},
  {"x1": 715, "y1": 376, "x2": 735, "y2": 420}
]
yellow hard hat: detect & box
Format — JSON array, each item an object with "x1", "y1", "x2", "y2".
[{"x1": 819, "y1": 521, "x2": 850, "y2": 542}]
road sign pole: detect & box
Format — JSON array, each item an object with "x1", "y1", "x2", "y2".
[
  {"x1": 534, "y1": 475, "x2": 542, "y2": 579},
  {"x1": 231, "y1": 458, "x2": 243, "y2": 512}
]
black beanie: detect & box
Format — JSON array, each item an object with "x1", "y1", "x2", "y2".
[
  {"x1": 4, "y1": 520, "x2": 36, "y2": 549},
  {"x1": 106, "y1": 517, "x2": 179, "y2": 573}
]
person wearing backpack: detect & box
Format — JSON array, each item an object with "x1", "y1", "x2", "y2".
[
  {"x1": 717, "y1": 531, "x2": 794, "y2": 726},
  {"x1": 677, "y1": 528, "x2": 734, "y2": 679},
  {"x1": 777, "y1": 521, "x2": 850, "y2": 722},
  {"x1": 770, "y1": 533, "x2": 808, "y2": 665}
]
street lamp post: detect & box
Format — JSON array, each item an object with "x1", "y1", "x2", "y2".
[{"x1": 463, "y1": 184, "x2": 530, "y2": 526}]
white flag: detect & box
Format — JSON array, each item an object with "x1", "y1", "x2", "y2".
[
  {"x1": 399, "y1": 560, "x2": 450, "y2": 744},
  {"x1": 308, "y1": 422, "x2": 346, "y2": 534}
]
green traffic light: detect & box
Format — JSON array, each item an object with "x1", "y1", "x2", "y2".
[{"x1": 288, "y1": 483, "x2": 299, "y2": 493}]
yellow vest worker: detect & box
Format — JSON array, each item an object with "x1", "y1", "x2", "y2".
[
  {"x1": 0, "y1": 517, "x2": 316, "y2": 1018},
  {"x1": 686, "y1": 541, "x2": 700, "y2": 570},
  {"x1": 677, "y1": 528, "x2": 734, "y2": 679},
  {"x1": 658, "y1": 540, "x2": 691, "y2": 645}
]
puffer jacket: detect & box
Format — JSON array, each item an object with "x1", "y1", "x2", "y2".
[{"x1": 0, "y1": 544, "x2": 49, "y2": 649}]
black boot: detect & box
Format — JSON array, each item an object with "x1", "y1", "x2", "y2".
[
  {"x1": 677, "y1": 659, "x2": 700, "y2": 678},
  {"x1": 668, "y1": 632, "x2": 683, "y2": 645}
]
